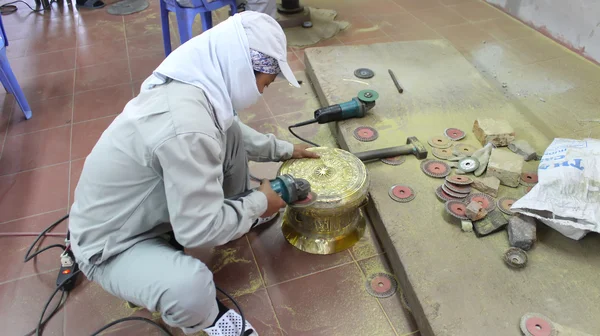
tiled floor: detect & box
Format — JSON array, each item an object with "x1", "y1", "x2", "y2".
[{"x1": 0, "y1": 0, "x2": 598, "y2": 335}]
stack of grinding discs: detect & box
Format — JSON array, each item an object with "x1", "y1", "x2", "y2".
[{"x1": 435, "y1": 175, "x2": 473, "y2": 202}]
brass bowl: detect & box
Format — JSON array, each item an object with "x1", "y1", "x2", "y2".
[{"x1": 277, "y1": 147, "x2": 370, "y2": 255}]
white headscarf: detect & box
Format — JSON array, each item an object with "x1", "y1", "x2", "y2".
[{"x1": 142, "y1": 11, "x2": 299, "y2": 131}]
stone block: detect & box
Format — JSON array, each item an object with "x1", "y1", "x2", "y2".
[
  {"x1": 472, "y1": 176, "x2": 500, "y2": 197},
  {"x1": 486, "y1": 149, "x2": 524, "y2": 187},
  {"x1": 461, "y1": 220, "x2": 473, "y2": 232},
  {"x1": 508, "y1": 215, "x2": 537, "y2": 251},
  {"x1": 508, "y1": 140, "x2": 537, "y2": 161},
  {"x1": 472, "y1": 119, "x2": 515, "y2": 147},
  {"x1": 466, "y1": 201, "x2": 487, "y2": 221}
]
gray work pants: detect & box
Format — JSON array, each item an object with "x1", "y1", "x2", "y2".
[{"x1": 78, "y1": 122, "x2": 249, "y2": 335}]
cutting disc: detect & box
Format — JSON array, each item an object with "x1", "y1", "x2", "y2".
[
  {"x1": 497, "y1": 197, "x2": 517, "y2": 215},
  {"x1": 441, "y1": 184, "x2": 468, "y2": 199},
  {"x1": 354, "y1": 68, "x2": 375, "y2": 79},
  {"x1": 388, "y1": 185, "x2": 415, "y2": 203},
  {"x1": 520, "y1": 172, "x2": 538, "y2": 186},
  {"x1": 431, "y1": 147, "x2": 454, "y2": 160},
  {"x1": 444, "y1": 128, "x2": 466, "y2": 141},
  {"x1": 381, "y1": 156, "x2": 406, "y2": 166},
  {"x1": 520, "y1": 313, "x2": 558, "y2": 336},
  {"x1": 445, "y1": 175, "x2": 473, "y2": 185},
  {"x1": 428, "y1": 136, "x2": 452, "y2": 149},
  {"x1": 421, "y1": 160, "x2": 451, "y2": 178},
  {"x1": 445, "y1": 200, "x2": 469, "y2": 220},
  {"x1": 353, "y1": 126, "x2": 378, "y2": 142},
  {"x1": 465, "y1": 193, "x2": 496, "y2": 212},
  {"x1": 365, "y1": 273, "x2": 398, "y2": 298},
  {"x1": 444, "y1": 181, "x2": 471, "y2": 194},
  {"x1": 458, "y1": 157, "x2": 480, "y2": 173},
  {"x1": 357, "y1": 89, "x2": 379, "y2": 103},
  {"x1": 504, "y1": 247, "x2": 528, "y2": 269},
  {"x1": 435, "y1": 185, "x2": 462, "y2": 202},
  {"x1": 453, "y1": 143, "x2": 478, "y2": 156}
]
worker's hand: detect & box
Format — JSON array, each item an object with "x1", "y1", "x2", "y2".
[
  {"x1": 291, "y1": 144, "x2": 320, "y2": 159},
  {"x1": 258, "y1": 179, "x2": 286, "y2": 218}
]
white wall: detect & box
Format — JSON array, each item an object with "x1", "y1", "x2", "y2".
[{"x1": 486, "y1": 0, "x2": 600, "y2": 63}]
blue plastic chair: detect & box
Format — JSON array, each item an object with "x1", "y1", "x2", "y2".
[
  {"x1": 160, "y1": 0, "x2": 237, "y2": 56},
  {"x1": 0, "y1": 17, "x2": 31, "y2": 120}
]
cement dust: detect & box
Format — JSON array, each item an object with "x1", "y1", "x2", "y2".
[
  {"x1": 284, "y1": 8, "x2": 349, "y2": 48},
  {"x1": 211, "y1": 248, "x2": 251, "y2": 274},
  {"x1": 231, "y1": 277, "x2": 263, "y2": 297}
]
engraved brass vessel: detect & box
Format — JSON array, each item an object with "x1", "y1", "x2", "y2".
[{"x1": 277, "y1": 147, "x2": 370, "y2": 255}]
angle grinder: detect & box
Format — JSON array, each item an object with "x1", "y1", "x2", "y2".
[
  {"x1": 288, "y1": 90, "x2": 379, "y2": 146},
  {"x1": 228, "y1": 174, "x2": 312, "y2": 205}
]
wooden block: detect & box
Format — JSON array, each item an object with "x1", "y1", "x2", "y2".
[
  {"x1": 486, "y1": 149, "x2": 524, "y2": 187},
  {"x1": 472, "y1": 119, "x2": 516, "y2": 147}
]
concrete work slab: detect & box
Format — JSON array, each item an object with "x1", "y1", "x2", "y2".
[{"x1": 304, "y1": 40, "x2": 600, "y2": 336}]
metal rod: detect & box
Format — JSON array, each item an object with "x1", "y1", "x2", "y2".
[{"x1": 388, "y1": 69, "x2": 403, "y2": 94}]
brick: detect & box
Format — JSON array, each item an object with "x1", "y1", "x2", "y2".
[
  {"x1": 508, "y1": 140, "x2": 537, "y2": 161},
  {"x1": 472, "y1": 119, "x2": 515, "y2": 147},
  {"x1": 508, "y1": 215, "x2": 537, "y2": 251},
  {"x1": 472, "y1": 176, "x2": 500, "y2": 197},
  {"x1": 466, "y1": 201, "x2": 487, "y2": 221},
  {"x1": 486, "y1": 149, "x2": 524, "y2": 187}
]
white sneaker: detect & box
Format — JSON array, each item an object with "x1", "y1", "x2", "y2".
[
  {"x1": 251, "y1": 212, "x2": 280, "y2": 228},
  {"x1": 203, "y1": 309, "x2": 257, "y2": 336}
]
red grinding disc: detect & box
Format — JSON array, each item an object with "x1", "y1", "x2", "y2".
[
  {"x1": 371, "y1": 275, "x2": 392, "y2": 294},
  {"x1": 422, "y1": 160, "x2": 451, "y2": 178},
  {"x1": 353, "y1": 126, "x2": 378, "y2": 142},
  {"x1": 444, "y1": 181, "x2": 471, "y2": 194},
  {"x1": 525, "y1": 316, "x2": 553, "y2": 336},
  {"x1": 444, "y1": 128, "x2": 466, "y2": 140},
  {"x1": 292, "y1": 192, "x2": 316, "y2": 206},
  {"x1": 445, "y1": 175, "x2": 473, "y2": 185},
  {"x1": 381, "y1": 156, "x2": 406, "y2": 166},
  {"x1": 435, "y1": 185, "x2": 462, "y2": 202},
  {"x1": 389, "y1": 185, "x2": 415, "y2": 202},
  {"x1": 521, "y1": 172, "x2": 538, "y2": 184},
  {"x1": 446, "y1": 200, "x2": 468, "y2": 219}
]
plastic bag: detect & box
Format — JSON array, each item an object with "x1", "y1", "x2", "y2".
[{"x1": 511, "y1": 138, "x2": 600, "y2": 240}]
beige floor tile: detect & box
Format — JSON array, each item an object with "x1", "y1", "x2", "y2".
[
  {"x1": 392, "y1": 0, "x2": 443, "y2": 12},
  {"x1": 368, "y1": 12, "x2": 439, "y2": 38},
  {"x1": 536, "y1": 56, "x2": 600, "y2": 85},
  {"x1": 450, "y1": 1, "x2": 505, "y2": 22},
  {"x1": 473, "y1": 16, "x2": 537, "y2": 41},
  {"x1": 411, "y1": 6, "x2": 467, "y2": 28},
  {"x1": 435, "y1": 23, "x2": 497, "y2": 52},
  {"x1": 504, "y1": 35, "x2": 571, "y2": 64}
]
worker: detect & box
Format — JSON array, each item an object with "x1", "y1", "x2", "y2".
[{"x1": 68, "y1": 11, "x2": 318, "y2": 336}]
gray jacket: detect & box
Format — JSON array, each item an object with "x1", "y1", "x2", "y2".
[{"x1": 69, "y1": 80, "x2": 293, "y2": 265}]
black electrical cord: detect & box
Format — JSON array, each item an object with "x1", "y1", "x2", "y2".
[
  {"x1": 288, "y1": 118, "x2": 319, "y2": 147},
  {"x1": 23, "y1": 290, "x2": 67, "y2": 336},
  {"x1": 23, "y1": 214, "x2": 69, "y2": 263},
  {"x1": 216, "y1": 286, "x2": 247, "y2": 336},
  {"x1": 24, "y1": 214, "x2": 248, "y2": 336},
  {"x1": 0, "y1": 0, "x2": 46, "y2": 14},
  {"x1": 89, "y1": 316, "x2": 173, "y2": 336},
  {"x1": 33, "y1": 270, "x2": 79, "y2": 336}
]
